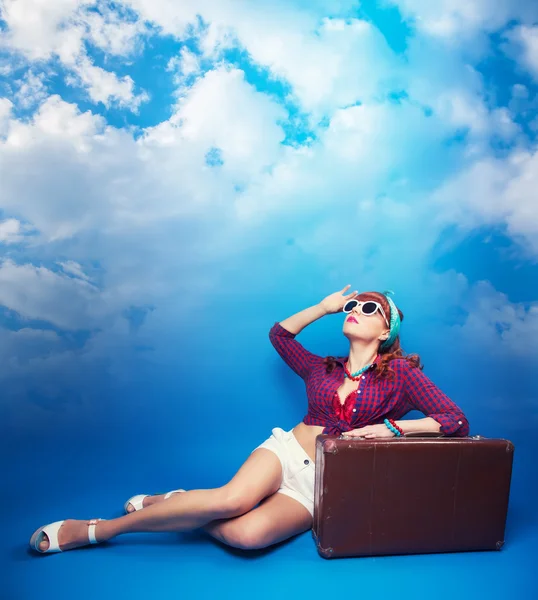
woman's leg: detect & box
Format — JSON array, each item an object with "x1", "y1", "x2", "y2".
[
  {"x1": 204, "y1": 492, "x2": 312, "y2": 549},
  {"x1": 35, "y1": 448, "x2": 283, "y2": 552}
]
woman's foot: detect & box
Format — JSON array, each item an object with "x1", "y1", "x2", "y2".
[
  {"x1": 31, "y1": 519, "x2": 106, "y2": 552},
  {"x1": 125, "y1": 490, "x2": 184, "y2": 513}
]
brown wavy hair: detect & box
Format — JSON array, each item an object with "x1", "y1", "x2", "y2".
[{"x1": 323, "y1": 291, "x2": 423, "y2": 381}]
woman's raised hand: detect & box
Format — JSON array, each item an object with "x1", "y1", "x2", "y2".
[{"x1": 319, "y1": 284, "x2": 359, "y2": 315}]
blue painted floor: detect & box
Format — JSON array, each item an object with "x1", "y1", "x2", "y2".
[{"x1": 4, "y1": 428, "x2": 538, "y2": 600}]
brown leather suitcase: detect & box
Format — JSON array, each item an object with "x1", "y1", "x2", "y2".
[{"x1": 313, "y1": 433, "x2": 514, "y2": 558}]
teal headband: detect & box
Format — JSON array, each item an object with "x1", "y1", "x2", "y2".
[{"x1": 380, "y1": 290, "x2": 400, "y2": 351}]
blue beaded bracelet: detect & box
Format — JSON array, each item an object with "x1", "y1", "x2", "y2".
[{"x1": 384, "y1": 418, "x2": 402, "y2": 437}]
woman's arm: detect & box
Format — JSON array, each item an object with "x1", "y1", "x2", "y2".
[
  {"x1": 401, "y1": 361, "x2": 470, "y2": 437},
  {"x1": 269, "y1": 285, "x2": 359, "y2": 381},
  {"x1": 393, "y1": 417, "x2": 443, "y2": 434},
  {"x1": 269, "y1": 304, "x2": 326, "y2": 380},
  {"x1": 279, "y1": 303, "x2": 327, "y2": 335},
  {"x1": 344, "y1": 416, "x2": 443, "y2": 439}
]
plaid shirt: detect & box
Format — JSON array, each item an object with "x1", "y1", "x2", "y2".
[{"x1": 269, "y1": 322, "x2": 470, "y2": 437}]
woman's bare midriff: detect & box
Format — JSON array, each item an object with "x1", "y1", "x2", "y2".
[{"x1": 292, "y1": 422, "x2": 326, "y2": 462}]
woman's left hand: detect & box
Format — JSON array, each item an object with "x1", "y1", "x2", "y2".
[{"x1": 343, "y1": 424, "x2": 396, "y2": 439}]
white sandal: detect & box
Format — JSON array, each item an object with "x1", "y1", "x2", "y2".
[
  {"x1": 124, "y1": 489, "x2": 186, "y2": 513},
  {"x1": 29, "y1": 518, "x2": 106, "y2": 554}
]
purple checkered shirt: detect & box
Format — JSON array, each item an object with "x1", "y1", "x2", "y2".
[{"x1": 269, "y1": 322, "x2": 470, "y2": 436}]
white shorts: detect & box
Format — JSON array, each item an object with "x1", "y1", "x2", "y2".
[{"x1": 253, "y1": 427, "x2": 315, "y2": 517}]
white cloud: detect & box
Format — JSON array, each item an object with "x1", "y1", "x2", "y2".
[
  {"x1": 3, "y1": 93, "x2": 106, "y2": 150},
  {"x1": 431, "y1": 148, "x2": 538, "y2": 256},
  {"x1": 163, "y1": 67, "x2": 286, "y2": 173},
  {"x1": 504, "y1": 25, "x2": 538, "y2": 80},
  {"x1": 233, "y1": 89, "x2": 499, "y2": 224},
  {"x1": 428, "y1": 96, "x2": 520, "y2": 163},
  {"x1": 1, "y1": 0, "x2": 537, "y2": 396},
  {"x1": 1, "y1": 0, "x2": 149, "y2": 110},
  {"x1": 0, "y1": 67, "x2": 286, "y2": 241},
  {"x1": 1, "y1": 0, "x2": 146, "y2": 59},
  {"x1": 0, "y1": 259, "x2": 105, "y2": 329},
  {"x1": 0, "y1": 95, "x2": 126, "y2": 239},
  {"x1": 125, "y1": 1, "x2": 397, "y2": 117},
  {"x1": 84, "y1": 5, "x2": 148, "y2": 56},
  {"x1": 445, "y1": 92, "x2": 488, "y2": 134},
  {"x1": 167, "y1": 47, "x2": 201, "y2": 86},
  {"x1": 1, "y1": 0, "x2": 88, "y2": 60},
  {"x1": 13, "y1": 70, "x2": 49, "y2": 110},
  {"x1": 58, "y1": 260, "x2": 93, "y2": 281},
  {"x1": 386, "y1": 0, "x2": 537, "y2": 39},
  {"x1": 214, "y1": 16, "x2": 396, "y2": 118},
  {"x1": 0, "y1": 327, "x2": 64, "y2": 369},
  {"x1": 0, "y1": 218, "x2": 32, "y2": 244},
  {"x1": 0, "y1": 98, "x2": 13, "y2": 137},
  {"x1": 66, "y1": 57, "x2": 149, "y2": 109},
  {"x1": 399, "y1": 37, "x2": 522, "y2": 152},
  {"x1": 450, "y1": 280, "x2": 538, "y2": 357}
]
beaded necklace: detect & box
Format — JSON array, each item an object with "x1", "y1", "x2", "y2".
[
  {"x1": 344, "y1": 363, "x2": 373, "y2": 381},
  {"x1": 343, "y1": 361, "x2": 373, "y2": 381}
]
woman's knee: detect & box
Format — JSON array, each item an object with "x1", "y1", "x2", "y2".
[
  {"x1": 219, "y1": 520, "x2": 271, "y2": 550},
  {"x1": 213, "y1": 487, "x2": 258, "y2": 518}
]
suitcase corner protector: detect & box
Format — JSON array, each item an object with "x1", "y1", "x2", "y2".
[
  {"x1": 320, "y1": 438, "x2": 339, "y2": 454},
  {"x1": 317, "y1": 544, "x2": 335, "y2": 559},
  {"x1": 496, "y1": 540, "x2": 505, "y2": 550}
]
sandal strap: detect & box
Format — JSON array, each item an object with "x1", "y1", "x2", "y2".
[
  {"x1": 87, "y1": 519, "x2": 104, "y2": 544},
  {"x1": 37, "y1": 520, "x2": 64, "y2": 553},
  {"x1": 125, "y1": 494, "x2": 148, "y2": 512},
  {"x1": 164, "y1": 489, "x2": 186, "y2": 500}
]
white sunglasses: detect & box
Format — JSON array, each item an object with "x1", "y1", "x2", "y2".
[{"x1": 343, "y1": 299, "x2": 390, "y2": 328}]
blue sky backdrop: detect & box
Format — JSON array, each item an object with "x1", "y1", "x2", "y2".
[{"x1": 1, "y1": 1, "x2": 538, "y2": 596}]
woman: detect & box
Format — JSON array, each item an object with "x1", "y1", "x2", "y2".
[{"x1": 30, "y1": 285, "x2": 470, "y2": 554}]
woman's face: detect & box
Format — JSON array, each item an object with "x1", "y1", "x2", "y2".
[{"x1": 342, "y1": 295, "x2": 390, "y2": 345}]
